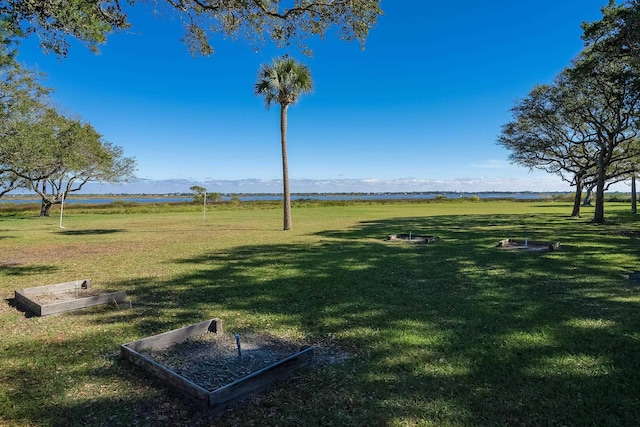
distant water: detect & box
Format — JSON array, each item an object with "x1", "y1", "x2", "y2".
[{"x1": 1, "y1": 192, "x2": 549, "y2": 204}]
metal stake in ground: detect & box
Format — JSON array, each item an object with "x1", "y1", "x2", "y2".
[{"x1": 234, "y1": 333, "x2": 243, "y2": 361}]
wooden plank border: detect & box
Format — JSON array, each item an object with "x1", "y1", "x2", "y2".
[
  {"x1": 121, "y1": 319, "x2": 314, "y2": 410},
  {"x1": 387, "y1": 234, "x2": 440, "y2": 244},
  {"x1": 14, "y1": 279, "x2": 127, "y2": 316},
  {"x1": 498, "y1": 239, "x2": 560, "y2": 250},
  {"x1": 209, "y1": 345, "x2": 313, "y2": 410},
  {"x1": 123, "y1": 319, "x2": 223, "y2": 352}
]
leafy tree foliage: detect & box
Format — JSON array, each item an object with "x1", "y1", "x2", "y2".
[
  {"x1": 28, "y1": 111, "x2": 136, "y2": 216},
  {"x1": 582, "y1": 0, "x2": 640, "y2": 64},
  {"x1": 0, "y1": 49, "x2": 135, "y2": 211},
  {"x1": 501, "y1": 1, "x2": 640, "y2": 224},
  {"x1": 499, "y1": 68, "x2": 640, "y2": 221},
  {"x1": 4, "y1": 107, "x2": 136, "y2": 215},
  {"x1": 1, "y1": 0, "x2": 382, "y2": 56},
  {"x1": 255, "y1": 56, "x2": 312, "y2": 230},
  {"x1": 581, "y1": 0, "x2": 640, "y2": 217},
  {"x1": 499, "y1": 83, "x2": 599, "y2": 218},
  {"x1": 574, "y1": 55, "x2": 638, "y2": 224},
  {"x1": 0, "y1": 58, "x2": 51, "y2": 197},
  {"x1": 190, "y1": 185, "x2": 206, "y2": 203}
]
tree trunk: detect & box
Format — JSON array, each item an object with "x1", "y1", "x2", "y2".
[
  {"x1": 582, "y1": 185, "x2": 594, "y2": 206},
  {"x1": 571, "y1": 175, "x2": 583, "y2": 217},
  {"x1": 40, "y1": 199, "x2": 53, "y2": 216},
  {"x1": 592, "y1": 152, "x2": 606, "y2": 224},
  {"x1": 280, "y1": 104, "x2": 291, "y2": 231},
  {"x1": 632, "y1": 174, "x2": 637, "y2": 214},
  {"x1": 39, "y1": 181, "x2": 51, "y2": 217}
]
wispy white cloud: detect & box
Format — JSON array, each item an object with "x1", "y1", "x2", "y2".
[{"x1": 471, "y1": 160, "x2": 511, "y2": 169}]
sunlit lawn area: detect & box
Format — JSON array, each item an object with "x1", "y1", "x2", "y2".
[{"x1": 1, "y1": 199, "x2": 640, "y2": 426}]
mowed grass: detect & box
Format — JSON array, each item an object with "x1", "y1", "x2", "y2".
[{"x1": 2, "y1": 200, "x2": 640, "y2": 426}]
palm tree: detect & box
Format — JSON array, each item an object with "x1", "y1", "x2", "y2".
[{"x1": 255, "y1": 56, "x2": 313, "y2": 230}]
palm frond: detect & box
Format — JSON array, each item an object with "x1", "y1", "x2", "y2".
[{"x1": 254, "y1": 56, "x2": 313, "y2": 109}]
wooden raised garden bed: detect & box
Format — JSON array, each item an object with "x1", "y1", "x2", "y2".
[
  {"x1": 387, "y1": 233, "x2": 439, "y2": 244},
  {"x1": 121, "y1": 318, "x2": 314, "y2": 410},
  {"x1": 14, "y1": 279, "x2": 127, "y2": 316},
  {"x1": 497, "y1": 239, "x2": 560, "y2": 251}
]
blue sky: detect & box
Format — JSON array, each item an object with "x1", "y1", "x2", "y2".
[{"x1": 16, "y1": 1, "x2": 620, "y2": 194}]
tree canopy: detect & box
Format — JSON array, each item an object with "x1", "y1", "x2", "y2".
[
  {"x1": 500, "y1": 1, "x2": 640, "y2": 223},
  {"x1": 582, "y1": 0, "x2": 640, "y2": 64},
  {"x1": 498, "y1": 83, "x2": 599, "y2": 217},
  {"x1": 0, "y1": 57, "x2": 136, "y2": 212},
  {"x1": 0, "y1": 58, "x2": 51, "y2": 197},
  {"x1": 2, "y1": 0, "x2": 382, "y2": 56},
  {"x1": 498, "y1": 66, "x2": 640, "y2": 221}
]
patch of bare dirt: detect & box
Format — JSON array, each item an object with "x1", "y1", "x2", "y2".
[
  {"x1": 3, "y1": 241, "x2": 148, "y2": 266},
  {"x1": 30, "y1": 289, "x2": 109, "y2": 305},
  {"x1": 0, "y1": 260, "x2": 22, "y2": 267},
  {"x1": 498, "y1": 242, "x2": 550, "y2": 251}
]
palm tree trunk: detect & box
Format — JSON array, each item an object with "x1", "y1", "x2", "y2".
[{"x1": 280, "y1": 104, "x2": 292, "y2": 231}]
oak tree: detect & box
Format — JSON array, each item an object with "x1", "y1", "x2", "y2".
[
  {"x1": 568, "y1": 47, "x2": 640, "y2": 223},
  {"x1": 8, "y1": 109, "x2": 136, "y2": 215},
  {"x1": 2, "y1": 0, "x2": 382, "y2": 56},
  {"x1": 0, "y1": 59, "x2": 50, "y2": 198},
  {"x1": 499, "y1": 83, "x2": 599, "y2": 218}
]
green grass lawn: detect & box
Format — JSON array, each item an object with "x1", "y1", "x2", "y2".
[{"x1": 1, "y1": 200, "x2": 640, "y2": 426}]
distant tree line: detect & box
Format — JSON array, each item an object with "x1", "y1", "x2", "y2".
[{"x1": 499, "y1": 0, "x2": 640, "y2": 223}]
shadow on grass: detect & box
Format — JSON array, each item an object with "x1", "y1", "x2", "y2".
[
  {"x1": 4, "y1": 211, "x2": 640, "y2": 425},
  {"x1": 4, "y1": 297, "x2": 37, "y2": 318},
  {"x1": 56, "y1": 229, "x2": 127, "y2": 236},
  {"x1": 0, "y1": 264, "x2": 58, "y2": 276},
  {"x1": 0, "y1": 327, "x2": 216, "y2": 426}
]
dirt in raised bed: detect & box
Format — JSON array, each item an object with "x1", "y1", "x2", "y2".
[
  {"x1": 141, "y1": 332, "x2": 348, "y2": 391},
  {"x1": 387, "y1": 234, "x2": 439, "y2": 243},
  {"x1": 498, "y1": 240, "x2": 556, "y2": 252},
  {"x1": 30, "y1": 288, "x2": 107, "y2": 305}
]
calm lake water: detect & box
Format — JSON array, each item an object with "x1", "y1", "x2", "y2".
[{"x1": 1, "y1": 193, "x2": 550, "y2": 204}]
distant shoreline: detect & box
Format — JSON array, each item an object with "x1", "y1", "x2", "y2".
[
  {"x1": 2, "y1": 191, "x2": 572, "y2": 200},
  {"x1": 0, "y1": 191, "x2": 574, "y2": 205},
  {"x1": 2, "y1": 191, "x2": 634, "y2": 206}
]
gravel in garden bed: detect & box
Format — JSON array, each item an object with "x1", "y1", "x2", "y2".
[{"x1": 141, "y1": 332, "x2": 347, "y2": 391}]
